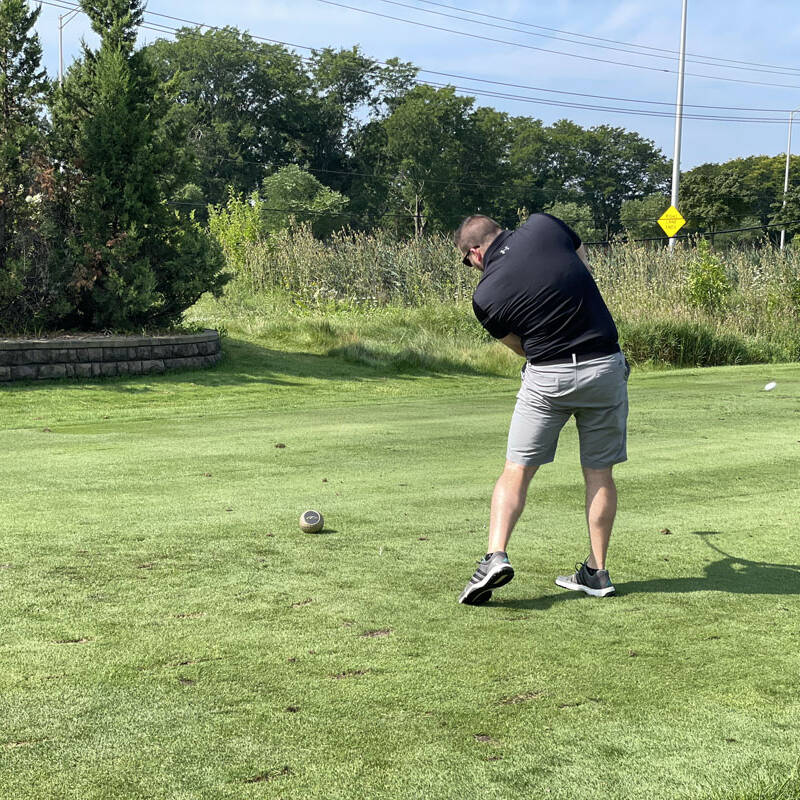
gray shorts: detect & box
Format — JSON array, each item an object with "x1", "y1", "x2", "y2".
[{"x1": 506, "y1": 351, "x2": 629, "y2": 469}]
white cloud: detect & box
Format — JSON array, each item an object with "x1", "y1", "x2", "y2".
[{"x1": 597, "y1": 1, "x2": 651, "y2": 35}]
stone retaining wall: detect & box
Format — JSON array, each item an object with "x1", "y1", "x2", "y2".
[{"x1": 0, "y1": 329, "x2": 221, "y2": 382}]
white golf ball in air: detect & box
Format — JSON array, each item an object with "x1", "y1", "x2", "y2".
[{"x1": 764, "y1": 381, "x2": 777, "y2": 391}]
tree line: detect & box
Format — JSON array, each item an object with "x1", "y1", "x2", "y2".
[
  {"x1": 2, "y1": 0, "x2": 799, "y2": 333},
  {"x1": 140, "y1": 23, "x2": 800, "y2": 242}
]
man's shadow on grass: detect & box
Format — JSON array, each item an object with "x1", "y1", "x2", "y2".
[{"x1": 492, "y1": 533, "x2": 800, "y2": 611}]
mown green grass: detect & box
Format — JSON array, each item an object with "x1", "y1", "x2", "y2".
[{"x1": 1, "y1": 338, "x2": 799, "y2": 800}]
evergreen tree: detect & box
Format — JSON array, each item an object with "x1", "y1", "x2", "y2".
[
  {"x1": 50, "y1": 0, "x2": 227, "y2": 330},
  {"x1": 0, "y1": 0, "x2": 49, "y2": 325}
]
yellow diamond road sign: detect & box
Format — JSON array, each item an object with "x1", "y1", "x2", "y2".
[{"x1": 658, "y1": 205, "x2": 686, "y2": 238}]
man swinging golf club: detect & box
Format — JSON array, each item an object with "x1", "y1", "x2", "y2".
[{"x1": 456, "y1": 213, "x2": 629, "y2": 604}]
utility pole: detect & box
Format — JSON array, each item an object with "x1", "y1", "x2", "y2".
[
  {"x1": 668, "y1": 0, "x2": 688, "y2": 253},
  {"x1": 780, "y1": 105, "x2": 800, "y2": 250},
  {"x1": 58, "y1": 8, "x2": 82, "y2": 85}
]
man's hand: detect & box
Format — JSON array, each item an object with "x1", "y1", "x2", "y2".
[{"x1": 500, "y1": 333, "x2": 525, "y2": 357}]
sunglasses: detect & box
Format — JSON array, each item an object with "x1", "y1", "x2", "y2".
[{"x1": 461, "y1": 247, "x2": 474, "y2": 266}]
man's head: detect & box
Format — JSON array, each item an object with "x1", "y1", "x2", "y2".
[{"x1": 454, "y1": 215, "x2": 503, "y2": 271}]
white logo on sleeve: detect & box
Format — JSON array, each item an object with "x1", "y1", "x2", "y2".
[{"x1": 499, "y1": 246, "x2": 509, "y2": 254}]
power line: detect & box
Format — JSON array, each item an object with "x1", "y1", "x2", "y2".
[
  {"x1": 313, "y1": 0, "x2": 800, "y2": 91},
  {"x1": 412, "y1": 68, "x2": 800, "y2": 114},
  {"x1": 136, "y1": 10, "x2": 800, "y2": 117},
  {"x1": 42, "y1": 0, "x2": 800, "y2": 119},
  {"x1": 418, "y1": 77, "x2": 787, "y2": 123},
  {"x1": 132, "y1": 22, "x2": 800, "y2": 123},
  {"x1": 134, "y1": 3, "x2": 800, "y2": 108},
  {"x1": 408, "y1": 0, "x2": 800, "y2": 76},
  {"x1": 374, "y1": 0, "x2": 800, "y2": 79}
]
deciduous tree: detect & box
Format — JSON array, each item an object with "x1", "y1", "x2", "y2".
[
  {"x1": 680, "y1": 166, "x2": 754, "y2": 238},
  {"x1": 145, "y1": 28, "x2": 313, "y2": 208}
]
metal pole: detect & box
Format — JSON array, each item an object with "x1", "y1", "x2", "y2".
[
  {"x1": 58, "y1": 14, "x2": 64, "y2": 85},
  {"x1": 780, "y1": 107, "x2": 800, "y2": 250},
  {"x1": 669, "y1": 0, "x2": 688, "y2": 253},
  {"x1": 58, "y1": 9, "x2": 81, "y2": 86}
]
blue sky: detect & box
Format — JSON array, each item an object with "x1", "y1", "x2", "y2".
[{"x1": 33, "y1": 0, "x2": 800, "y2": 169}]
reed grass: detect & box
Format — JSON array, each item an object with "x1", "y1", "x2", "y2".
[{"x1": 197, "y1": 226, "x2": 800, "y2": 368}]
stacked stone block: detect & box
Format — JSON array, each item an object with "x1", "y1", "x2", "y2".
[{"x1": 0, "y1": 330, "x2": 221, "y2": 382}]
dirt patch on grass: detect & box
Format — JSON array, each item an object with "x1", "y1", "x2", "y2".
[
  {"x1": 558, "y1": 698, "x2": 602, "y2": 709},
  {"x1": 244, "y1": 766, "x2": 292, "y2": 783},
  {"x1": 3, "y1": 740, "x2": 43, "y2": 750},
  {"x1": 360, "y1": 628, "x2": 392, "y2": 638},
  {"x1": 500, "y1": 690, "x2": 543, "y2": 705},
  {"x1": 171, "y1": 656, "x2": 221, "y2": 667},
  {"x1": 332, "y1": 669, "x2": 370, "y2": 679}
]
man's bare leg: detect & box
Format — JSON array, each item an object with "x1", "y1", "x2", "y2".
[
  {"x1": 582, "y1": 466, "x2": 617, "y2": 569},
  {"x1": 487, "y1": 461, "x2": 539, "y2": 554},
  {"x1": 459, "y1": 461, "x2": 538, "y2": 605}
]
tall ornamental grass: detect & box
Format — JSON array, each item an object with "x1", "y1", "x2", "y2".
[
  {"x1": 590, "y1": 240, "x2": 800, "y2": 364},
  {"x1": 200, "y1": 224, "x2": 800, "y2": 368},
  {"x1": 230, "y1": 225, "x2": 474, "y2": 307}
]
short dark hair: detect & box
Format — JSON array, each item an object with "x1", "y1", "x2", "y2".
[{"x1": 454, "y1": 215, "x2": 502, "y2": 253}]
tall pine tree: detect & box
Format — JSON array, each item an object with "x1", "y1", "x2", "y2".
[
  {"x1": 51, "y1": 0, "x2": 227, "y2": 330},
  {"x1": 0, "y1": 0, "x2": 49, "y2": 325}
]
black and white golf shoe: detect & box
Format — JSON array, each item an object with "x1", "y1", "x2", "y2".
[
  {"x1": 458, "y1": 551, "x2": 515, "y2": 605},
  {"x1": 555, "y1": 560, "x2": 615, "y2": 597}
]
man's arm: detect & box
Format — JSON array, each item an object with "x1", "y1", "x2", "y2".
[{"x1": 499, "y1": 333, "x2": 525, "y2": 357}]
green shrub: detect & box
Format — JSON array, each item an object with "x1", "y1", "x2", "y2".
[
  {"x1": 207, "y1": 189, "x2": 266, "y2": 274},
  {"x1": 685, "y1": 239, "x2": 732, "y2": 311},
  {"x1": 260, "y1": 165, "x2": 348, "y2": 238}
]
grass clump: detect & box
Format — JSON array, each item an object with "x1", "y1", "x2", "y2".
[
  {"x1": 232, "y1": 224, "x2": 474, "y2": 307},
  {"x1": 618, "y1": 319, "x2": 781, "y2": 368}
]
